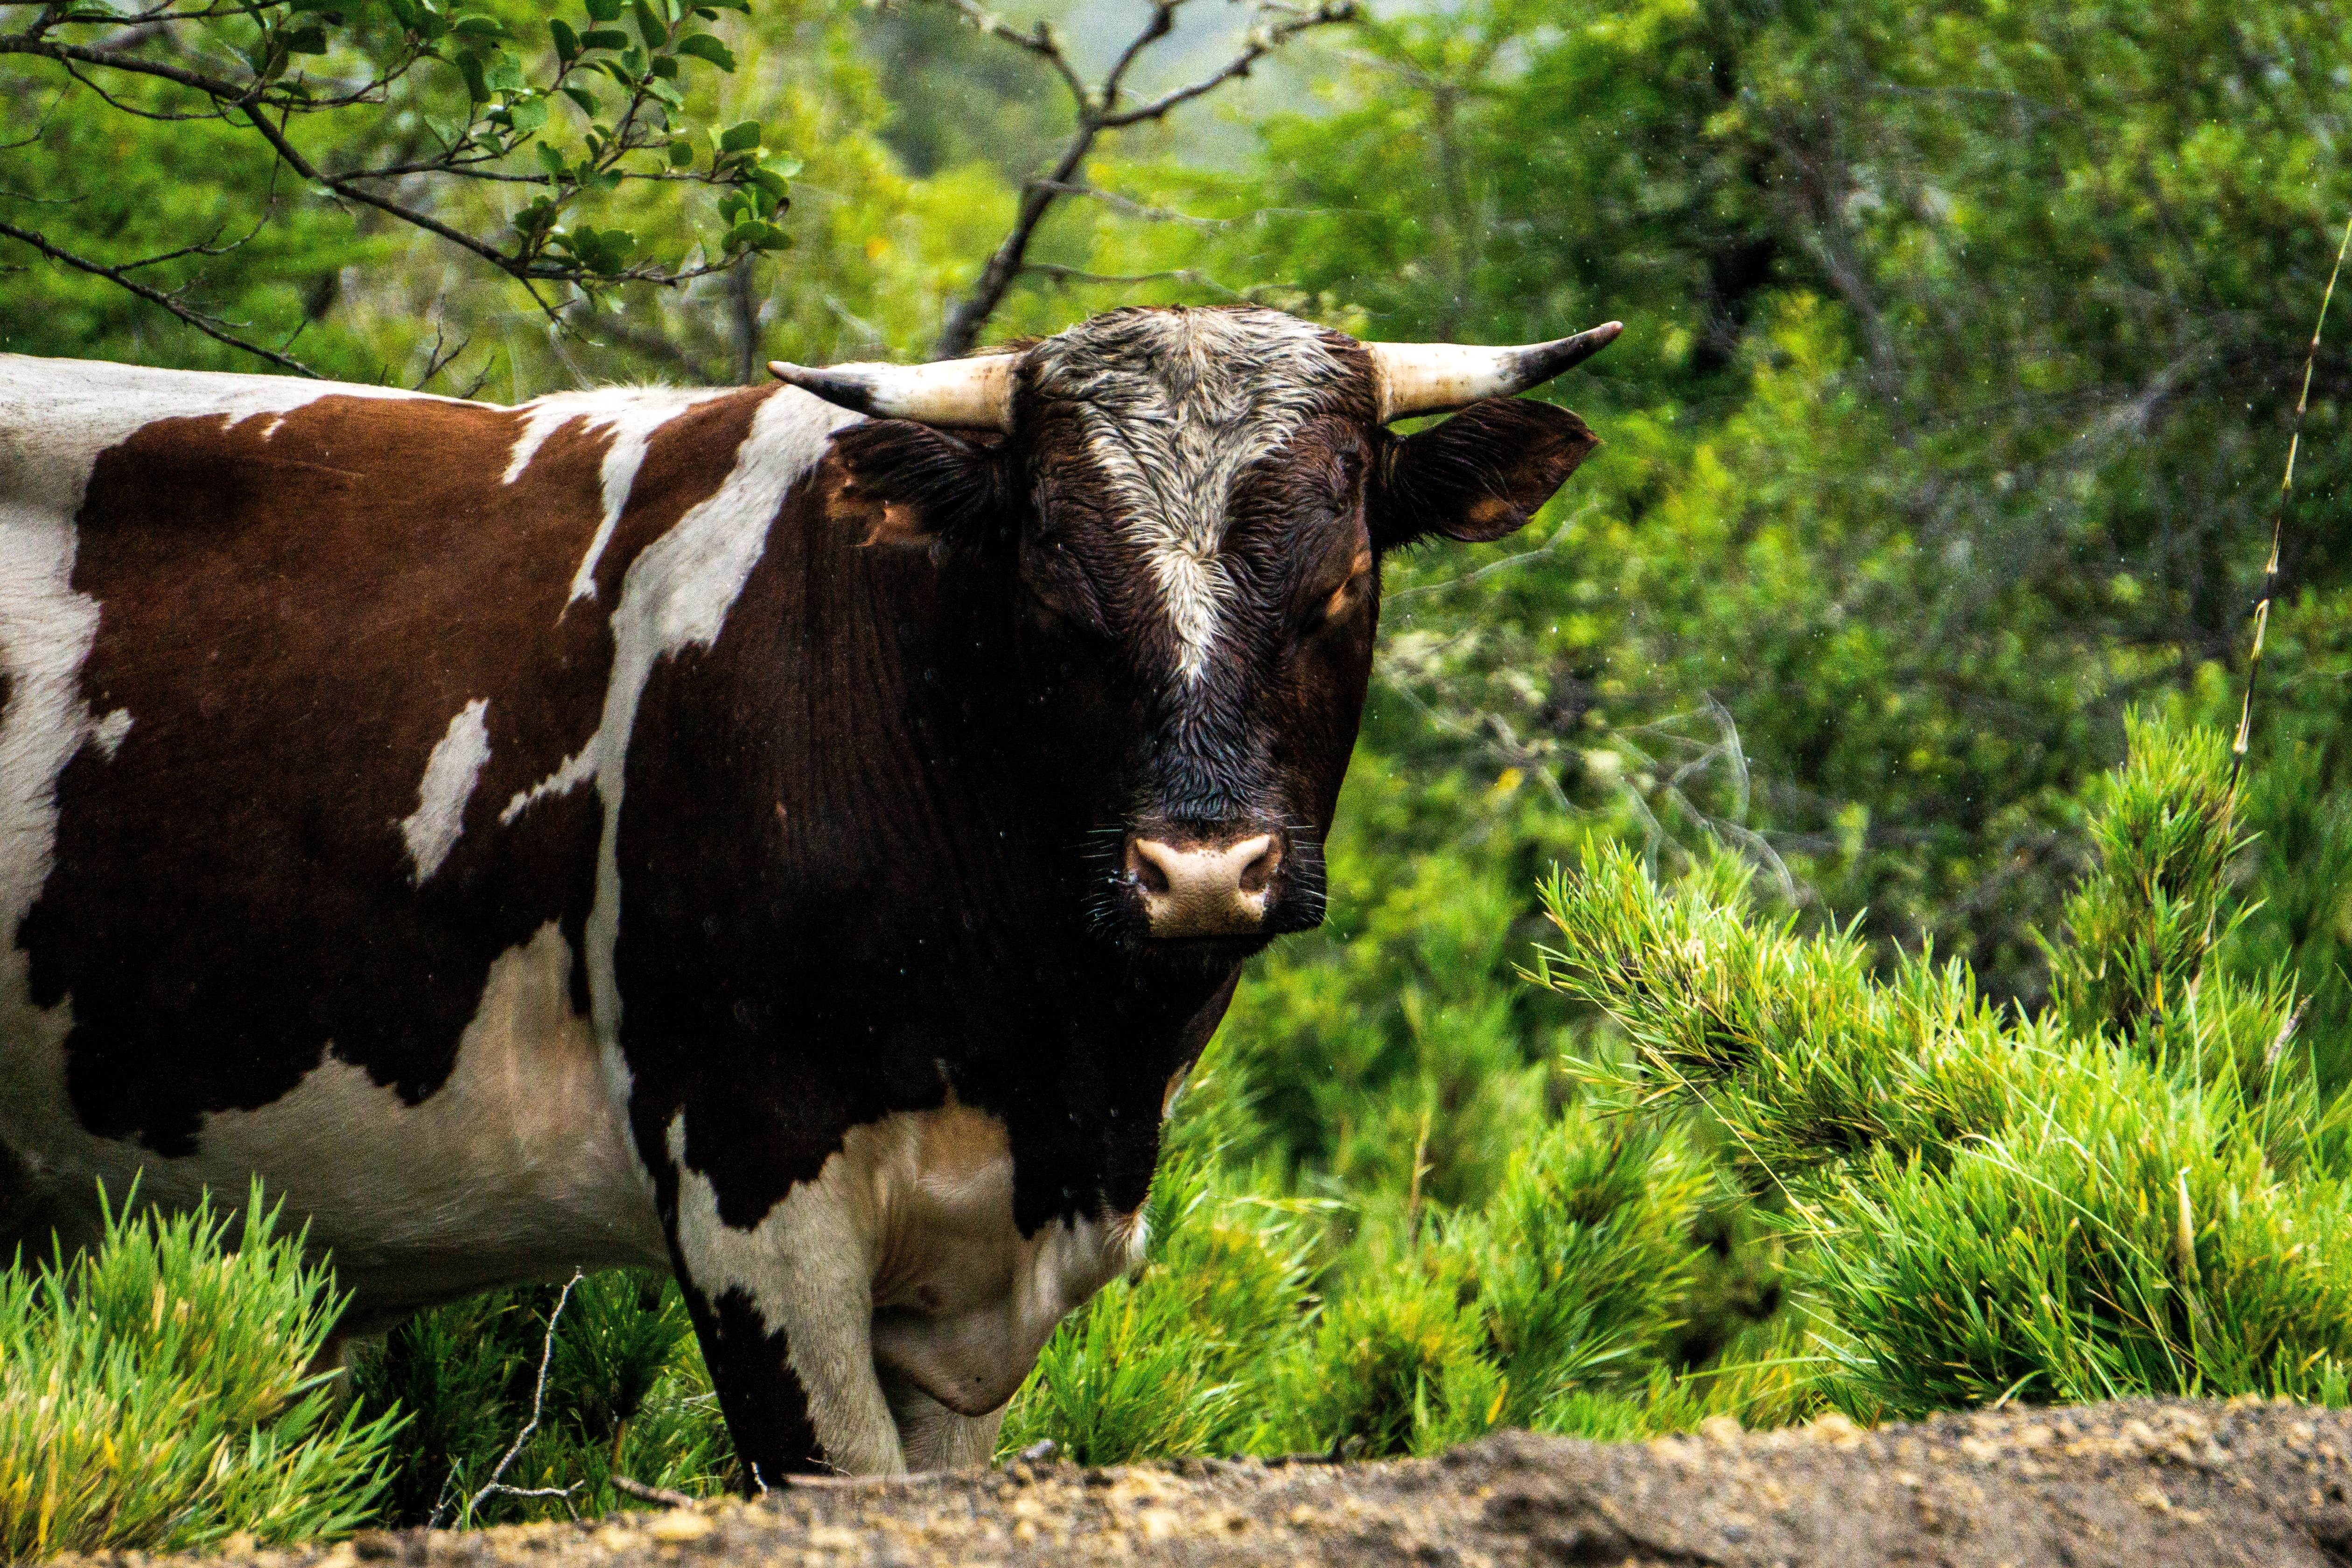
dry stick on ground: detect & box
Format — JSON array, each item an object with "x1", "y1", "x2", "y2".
[
  {"x1": 922, "y1": 0, "x2": 1357, "y2": 358},
  {"x1": 2229, "y1": 210, "x2": 2352, "y2": 790},
  {"x1": 459, "y1": 1270, "x2": 585, "y2": 1530},
  {"x1": 610, "y1": 1477, "x2": 697, "y2": 1510}
]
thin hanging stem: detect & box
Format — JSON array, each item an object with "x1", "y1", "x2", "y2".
[{"x1": 2231, "y1": 211, "x2": 2352, "y2": 790}]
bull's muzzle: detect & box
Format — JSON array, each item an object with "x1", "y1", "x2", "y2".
[{"x1": 1124, "y1": 831, "x2": 1283, "y2": 939}]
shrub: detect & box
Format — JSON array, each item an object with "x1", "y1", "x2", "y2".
[
  {"x1": 1534, "y1": 712, "x2": 2352, "y2": 1419},
  {"x1": 1262, "y1": 1102, "x2": 1719, "y2": 1457},
  {"x1": 0, "y1": 1183, "x2": 397, "y2": 1559},
  {"x1": 348, "y1": 1271, "x2": 733, "y2": 1527}
]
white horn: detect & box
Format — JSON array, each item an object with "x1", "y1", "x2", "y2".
[
  {"x1": 768, "y1": 354, "x2": 1016, "y2": 432},
  {"x1": 1366, "y1": 321, "x2": 1623, "y2": 423}
]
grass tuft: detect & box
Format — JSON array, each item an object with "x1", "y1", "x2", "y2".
[{"x1": 0, "y1": 1182, "x2": 398, "y2": 1559}]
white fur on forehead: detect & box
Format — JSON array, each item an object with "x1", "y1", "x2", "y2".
[{"x1": 1027, "y1": 309, "x2": 1354, "y2": 684}]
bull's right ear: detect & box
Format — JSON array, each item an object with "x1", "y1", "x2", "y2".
[
  {"x1": 1371, "y1": 398, "x2": 1600, "y2": 550},
  {"x1": 826, "y1": 416, "x2": 1012, "y2": 552}
]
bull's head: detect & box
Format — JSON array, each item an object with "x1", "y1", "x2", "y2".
[{"x1": 772, "y1": 307, "x2": 1615, "y2": 958}]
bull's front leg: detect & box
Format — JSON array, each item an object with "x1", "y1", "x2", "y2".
[{"x1": 656, "y1": 1114, "x2": 906, "y2": 1480}]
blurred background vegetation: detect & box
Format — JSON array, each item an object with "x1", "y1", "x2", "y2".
[{"x1": 6, "y1": 0, "x2": 2352, "y2": 1536}]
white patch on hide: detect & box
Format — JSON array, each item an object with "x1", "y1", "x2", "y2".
[
  {"x1": 189, "y1": 923, "x2": 659, "y2": 1313},
  {"x1": 1026, "y1": 309, "x2": 1347, "y2": 683},
  {"x1": 500, "y1": 386, "x2": 728, "y2": 606},
  {"x1": 666, "y1": 1099, "x2": 1144, "y2": 1476},
  {"x1": 499, "y1": 743, "x2": 594, "y2": 826},
  {"x1": 399, "y1": 698, "x2": 490, "y2": 884},
  {"x1": 90, "y1": 708, "x2": 131, "y2": 760}
]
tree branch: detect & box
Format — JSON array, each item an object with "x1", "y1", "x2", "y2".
[
  {"x1": 0, "y1": 216, "x2": 317, "y2": 374},
  {"x1": 924, "y1": 0, "x2": 1356, "y2": 357}
]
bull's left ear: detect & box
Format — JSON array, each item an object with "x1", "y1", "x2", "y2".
[
  {"x1": 828, "y1": 416, "x2": 1011, "y2": 552},
  {"x1": 1371, "y1": 398, "x2": 1600, "y2": 548}
]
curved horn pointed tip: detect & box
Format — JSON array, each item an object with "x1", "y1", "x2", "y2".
[
  {"x1": 1369, "y1": 320, "x2": 1626, "y2": 422},
  {"x1": 770, "y1": 355, "x2": 1015, "y2": 431}
]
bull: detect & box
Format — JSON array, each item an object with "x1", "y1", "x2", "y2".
[{"x1": 0, "y1": 305, "x2": 1615, "y2": 1478}]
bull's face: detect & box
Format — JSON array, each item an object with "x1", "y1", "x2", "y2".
[{"x1": 778, "y1": 306, "x2": 1614, "y2": 958}]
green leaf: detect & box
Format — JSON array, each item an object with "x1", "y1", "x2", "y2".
[
  {"x1": 282, "y1": 22, "x2": 329, "y2": 53},
  {"x1": 449, "y1": 11, "x2": 506, "y2": 38},
  {"x1": 759, "y1": 153, "x2": 802, "y2": 179},
  {"x1": 649, "y1": 53, "x2": 678, "y2": 78},
  {"x1": 584, "y1": 0, "x2": 624, "y2": 18},
  {"x1": 536, "y1": 140, "x2": 570, "y2": 179},
  {"x1": 385, "y1": 0, "x2": 420, "y2": 27},
  {"x1": 630, "y1": 0, "x2": 665, "y2": 46},
  {"x1": 484, "y1": 53, "x2": 526, "y2": 92},
  {"x1": 423, "y1": 114, "x2": 467, "y2": 150},
  {"x1": 671, "y1": 32, "x2": 734, "y2": 70},
  {"x1": 549, "y1": 18, "x2": 579, "y2": 59},
  {"x1": 561, "y1": 83, "x2": 598, "y2": 113},
  {"x1": 578, "y1": 26, "x2": 628, "y2": 49},
  {"x1": 643, "y1": 76, "x2": 684, "y2": 109},
  {"x1": 454, "y1": 49, "x2": 489, "y2": 101},
  {"x1": 722, "y1": 218, "x2": 785, "y2": 252},
  {"x1": 749, "y1": 165, "x2": 789, "y2": 200},
  {"x1": 717, "y1": 119, "x2": 761, "y2": 153},
  {"x1": 506, "y1": 94, "x2": 548, "y2": 134},
  {"x1": 666, "y1": 136, "x2": 696, "y2": 167}
]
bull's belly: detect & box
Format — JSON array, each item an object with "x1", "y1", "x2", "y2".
[{"x1": 0, "y1": 923, "x2": 665, "y2": 1317}]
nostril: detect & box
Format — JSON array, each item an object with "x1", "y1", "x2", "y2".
[
  {"x1": 1125, "y1": 836, "x2": 1173, "y2": 895},
  {"x1": 1237, "y1": 837, "x2": 1281, "y2": 895}
]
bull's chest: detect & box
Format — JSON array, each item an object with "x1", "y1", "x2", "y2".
[
  {"x1": 864, "y1": 1102, "x2": 1148, "y2": 1415},
  {"x1": 671, "y1": 1099, "x2": 1148, "y2": 1428}
]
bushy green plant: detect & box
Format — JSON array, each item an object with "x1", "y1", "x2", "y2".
[
  {"x1": 348, "y1": 1271, "x2": 732, "y2": 1526},
  {"x1": 0, "y1": 1184, "x2": 397, "y2": 1559},
  {"x1": 1265, "y1": 1103, "x2": 1719, "y2": 1456},
  {"x1": 1534, "y1": 712, "x2": 2352, "y2": 1419}
]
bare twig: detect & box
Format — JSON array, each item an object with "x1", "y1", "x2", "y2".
[
  {"x1": 0, "y1": 216, "x2": 317, "y2": 374},
  {"x1": 612, "y1": 1476, "x2": 698, "y2": 1509},
  {"x1": 924, "y1": 0, "x2": 1356, "y2": 357},
  {"x1": 461, "y1": 1269, "x2": 583, "y2": 1529},
  {"x1": 2230, "y1": 210, "x2": 2352, "y2": 786}
]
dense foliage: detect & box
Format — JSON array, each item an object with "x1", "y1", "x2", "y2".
[{"x1": 5, "y1": 0, "x2": 2352, "y2": 1539}]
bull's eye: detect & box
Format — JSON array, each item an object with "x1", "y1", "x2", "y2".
[{"x1": 1318, "y1": 549, "x2": 1375, "y2": 626}]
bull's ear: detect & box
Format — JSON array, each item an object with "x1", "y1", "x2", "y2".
[
  {"x1": 827, "y1": 417, "x2": 1011, "y2": 551},
  {"x1": 1372, "y1": 398, "x2": 1599, "y2": 548}
]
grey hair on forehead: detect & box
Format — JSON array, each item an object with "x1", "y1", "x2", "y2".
[{"x1": 1025, "y1": 308, "x2": 1358, "y2": 685}]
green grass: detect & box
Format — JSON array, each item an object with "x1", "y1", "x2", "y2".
[{"x1": 0, "y1": 1183, "x2": 397, "y2": 1558}]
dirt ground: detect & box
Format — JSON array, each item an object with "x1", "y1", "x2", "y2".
[{"x1": 71, "y1": 1399, "x2": 2352, "y2": 1568}]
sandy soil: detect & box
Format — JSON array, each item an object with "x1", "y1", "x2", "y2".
[{"x1": 63, "y1": 1398, "x2": 2352, "y2": 1567}]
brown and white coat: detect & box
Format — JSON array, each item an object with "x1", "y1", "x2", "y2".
[{"x1": 0, "y1": 306, "x2": 1610, "y2": 1479}]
